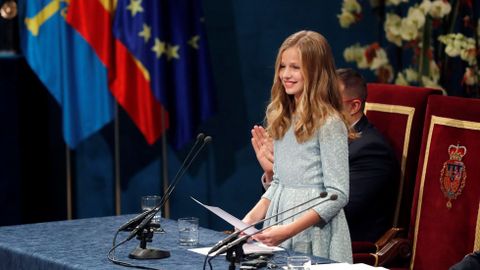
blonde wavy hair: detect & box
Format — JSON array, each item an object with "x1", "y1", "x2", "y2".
[{"x1": 266, "y1": 30, "x2": 348, "y2": 142}]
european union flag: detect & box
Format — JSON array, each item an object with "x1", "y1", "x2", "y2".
[
  {"x1": 18, "y1": 0, "x2": 114, "y2": 148},
  {"x1": 113, "y1": 0, "x2": 216, "y2": 149}
]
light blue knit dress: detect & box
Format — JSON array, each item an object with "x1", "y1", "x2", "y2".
[{"x1": 262, "y1": 116, "x2": 352, "y2": 263}]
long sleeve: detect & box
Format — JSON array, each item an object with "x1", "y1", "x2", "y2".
[{"x1": 312, "y1": 117, "x2": 349, "y2": 223}]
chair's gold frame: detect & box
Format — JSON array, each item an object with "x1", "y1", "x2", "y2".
[{"x1": 365, "y1": 102, "x2": 415, "y2": 226}]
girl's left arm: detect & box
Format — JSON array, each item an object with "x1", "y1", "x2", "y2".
[{"x1": 313, "y1": 116, "x2": 349, "y2": 222}]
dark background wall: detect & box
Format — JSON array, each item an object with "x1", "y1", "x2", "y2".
[{"x1": 0, "y1": 1, "x2": 381, "y2": 230}]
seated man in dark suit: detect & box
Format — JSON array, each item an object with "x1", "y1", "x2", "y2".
[
  {"x1": 251, "y1": 68, "x2": 398, "y2": 242},
  {"x1": 450, "y1": 251, "x2": 480, "y2": 270}
]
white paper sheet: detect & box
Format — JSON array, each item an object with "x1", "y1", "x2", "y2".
[
  {"x1": 283, "y1": 262, "x2": 389, "y2": 269},
  {"x1": 189, "y1": 241, "x2": 284, "y2": 257},
  {"x1": 191, "y1": 197, "x2": 259, "y2": 235}
]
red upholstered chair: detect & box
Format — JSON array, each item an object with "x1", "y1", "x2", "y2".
[
  {"x1": 364, "y1": 95, "x2": 480, "y2": 269},
  {"x1": 406, "y1": 95, "x2": 480, "y2": 269},
  {"x1": 352, "y1": 84, "x2": 442, "y2": 260}
]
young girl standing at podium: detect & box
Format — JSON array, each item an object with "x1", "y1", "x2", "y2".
[{"x1": 242, "y1": 30, "x2": 352, "y2": 263}]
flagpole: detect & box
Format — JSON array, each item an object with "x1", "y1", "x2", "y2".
[
  {"x1": 161, "y1": 111, "x2": 170, "y2": 218},
  {"x1": 115, "y1": 102, "x2": 121, "y2": 215},
  {"x1": 65, "y1": 144, "x2": 72, "y2": 220}
]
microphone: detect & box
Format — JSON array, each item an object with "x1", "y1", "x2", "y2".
[
  {"x1": 213, "y1": 193, "x2": 338, "y2": 256},
  {"x1": 125, "y1": 134, "x2": 212, "y2": 241},
  {"x1": 207, "y1": 191, "x2": 328, "y2": 255},
  {"x1": 117, "y1": 210, "x2": 152, "y2": 232},
  {"x1": 117, "y1": 133, "x2": 206, "y2": 232}
]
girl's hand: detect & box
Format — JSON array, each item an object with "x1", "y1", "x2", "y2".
[
  {"x1": 252, "y1": 225, "x2": 291, "y2": 246},
  {"x1": 251, "y1": 125, "x2": 274, "y2": 180}
]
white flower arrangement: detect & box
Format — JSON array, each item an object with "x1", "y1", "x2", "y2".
[{"x1": 338, "y1": 0, "x2": 480, "y2": 93}]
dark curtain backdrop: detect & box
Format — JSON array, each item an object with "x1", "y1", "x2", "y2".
[{"x1": 0, "y1": 1, "x2": 380, "y2": 230}]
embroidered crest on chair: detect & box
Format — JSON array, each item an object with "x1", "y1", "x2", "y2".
[{"x1": 440, "y1": 144, "x2": 467, "y2": 209}]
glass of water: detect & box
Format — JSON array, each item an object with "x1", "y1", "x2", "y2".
[
  {"x1": 178, "y1": 217, "x2": 199, "y2": 246},
  {"x1": 141, "y1": 195, "x2": 163, "y2": 232},
  {"x1": 287, "y1": 255, "x2": 311, "y2": 270}
]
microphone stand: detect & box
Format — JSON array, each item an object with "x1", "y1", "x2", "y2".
[
  {"x1": 211, "y1": 194, "x2": 338, "y2": 269},
  {"x1": 125, "y1": 134, "x2": 212, "y2": 260},
  {"x1": 128, "y1": 217, "x2": 169, "y2": 260},
  {"x1": 225, "y1": 238, "x2": 247, "y2": 270}
]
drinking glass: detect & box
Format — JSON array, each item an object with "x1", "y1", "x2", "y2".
[
  {"x1": 287, "y1": 255, "x2": 311, "y2": 270},
  {"x1": 141, "y1": 195, "x2": 163, "y2": 232},
  {"x1": 178, "y1": 217, "x2": 199, "y2": 246}
]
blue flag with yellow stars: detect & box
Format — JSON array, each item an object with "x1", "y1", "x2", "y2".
[{"x1": 113, "y1": 0, "x2": 216, "y2": 149}]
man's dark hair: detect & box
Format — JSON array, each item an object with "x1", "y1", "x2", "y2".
[{"x1": 337, "y1": 68, "x2": 367, "y2": 110}]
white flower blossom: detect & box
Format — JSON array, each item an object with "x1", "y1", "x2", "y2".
[
  {"x1": 357, "y1": 54, "x2": 370, "y2": 69},
  {"x1": 386, "y1": 31, "x2": 403, "y2": 47},
  {"x1": 454, "y1": 35, "x2": 464, "y2": 44},
  {"x1": 419, "y1": 0, "x2": 431, "y2": 14},
  {"x1": 444, "y1": 44, "x2": 461, "y2": 57},
  {"x1": 405, "y1": 68, "x2": 418, "y2": 82},
  {"x1": 343, "y1": 44, "x2": 369, "y2": 68},
  {"x1": 338, "y1": 11, "x2": 356, "y2": 28},
  {"x1": 386, "y1": 0, "x2": 408, "y2": 6},
  {"x1": 338, "y1": 0, "x2": 362, "y2": 28},
  {"x1": 370, "y1": 48, "x2": 389, "y2": 70},
  {"x1": 384, "y1": 13, "x2": 403, "y2": 46},
  {"x1": 430, "y1": 60, "x2": 440, "y2": 82},
  {"x1": 344, "y1": 0, "x2": 362, "y2": 13},
  {"x1": 400, "y1": 18, "x2": 419, "y2": 41},
  {"x1": 421, "y1": 76, "x2": 443, "y2": 90},
  {"x1": 395, "y1": 72, "x2": 409, "y2": 85},
  {"x1": 404, "y1": 68, "x2": 418, "y2": 83},
  {"x1": 429, "y1": 0, "x2": 451, "y2": 19},
  {"x1": 406, "y1": 6, "x2": 425, "y2": 29},
  {"x1": 343, "y1": 44, "x2": 364, "y2": 62}
]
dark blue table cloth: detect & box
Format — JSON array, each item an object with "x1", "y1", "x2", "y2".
[{"x1": 0, "y1": 215, "x2": 332, "y2": 269}]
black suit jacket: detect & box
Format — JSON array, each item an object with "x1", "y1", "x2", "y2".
[{"x1": 345, "y1": 115, "x2": 399, "y2": 242}]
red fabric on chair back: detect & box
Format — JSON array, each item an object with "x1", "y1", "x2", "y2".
[
  {"x1": 365, "y1": 83, "x2": 442, "y2": 229},
  {"x1": 409, "y1": 95, "x2": 480, "y2": 270}
]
